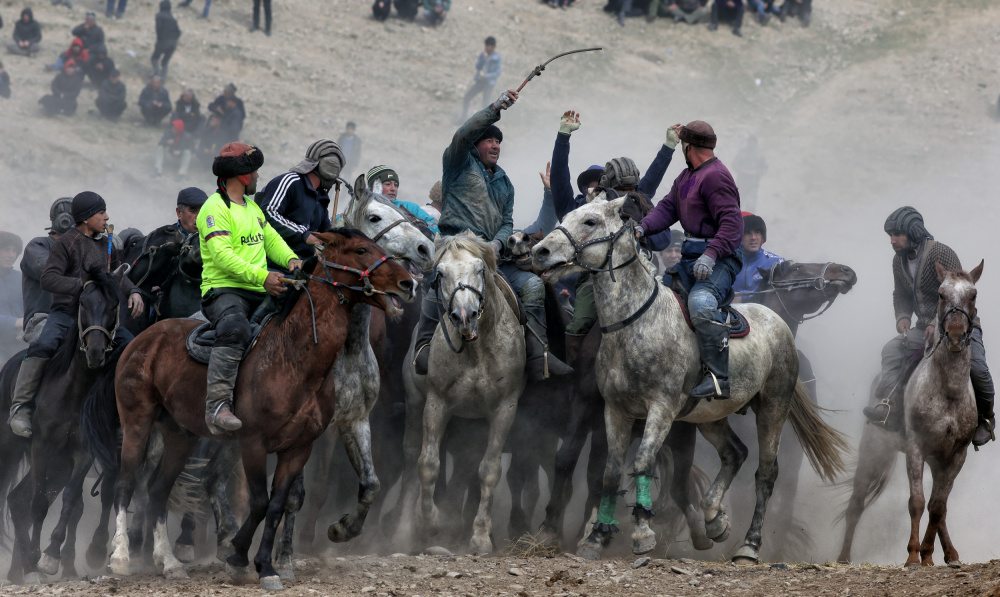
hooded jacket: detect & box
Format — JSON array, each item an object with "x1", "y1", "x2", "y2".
[
  {"x1": 61, "y1": 38, "x2": 90, "y2": 65},
  {"x1": 256, "y1": 172, "x2": 332, "y2": 261},
  {"x1": 13, "y1": 9, "x2": 42, "y2": 45},
  {"x1": 155, "y1": 2, "x2": 182, "y2": 47},
  {"x1": 71, "y1": 21, "x2": 105, "y2": 49}
]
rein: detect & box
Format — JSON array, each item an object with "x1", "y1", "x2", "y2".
[
  {"x1": 737, "y1": 261, "x2": 839, "y2": 324},
  {"x1": 553, "y1": 221, "x2": 636, "y2": 283},
  {"x1": 434, "y1": 269, "x2": 488, "y2": 354},
  {"x1": 370, "y1": 218, "x2": 406, "y2": 244},
  {"x1": 78, "y1": 280, "x2": 120, "y2": 354},
  {"x1": 928, "y1": 305, "x2": 976, "y2": 356}
]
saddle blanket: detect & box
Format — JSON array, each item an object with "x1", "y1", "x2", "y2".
[
  {"x1": 670, "y1": 290, "x2": 750, "y2": 338},
  {"x1": 185, "y1": 314, "x2": 270, "y2": 365}
]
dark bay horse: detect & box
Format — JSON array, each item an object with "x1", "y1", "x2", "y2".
[{"x1": 106, "y1": 230, "x2": 414, "y2": 591}]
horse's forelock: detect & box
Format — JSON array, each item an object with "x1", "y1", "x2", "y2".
[{"x1": 435, "y1": 235, "x2": 496, "y2": 274}]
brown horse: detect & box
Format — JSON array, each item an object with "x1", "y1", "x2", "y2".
[
  {"x1": 107, "y1": 230, "x2": 414, "y2": 591},
  {"x1": 903, "y1": 260, "x2": 983, "y2": 567}
]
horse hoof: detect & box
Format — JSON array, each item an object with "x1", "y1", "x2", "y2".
[
  {"x1": 732, "y1": 556, "x2": 757, "y2": 566},
  {"x1": 469, "y1": 536, "x2": 493, "y2": 556},
  {"x1": 277, "y1": 567, "x2": 296, "y2": 582},
  {"x1": 173, "y1": 543, "x2": 195, "y2": 563},
  {"x1": 691, "y1": 533, "x2": 713, "y2": 551},
  {"x1": 108, "y1": 555, "x2": 129, "y2": 577},
  {"x1": 260, "y1": 575, "x2": 284, "y2": 591},
  {"x1": 23, "y1": 572, "x2": 42, "y2": 585},
  {"x1": 576, "y1": 542, "x2": 603, "y2": 560},
  {"x1": 37, "y1": 554, "x2": 60, "y2": 576},
  {"x1": 631, "y1": 531, "x2": 656, "y2": 555},
  {"x1": 225, "y1": 562, "x2": 252, "y2": 580},
  {"x1": 164, "y1": 565, "x2": 188, "y2": 580},
  {"x1": 216, "y1": 544, "x2": 236, "y2": 563},
  {"x1": 327, "y1": 521, "x2": 351, "y2": 543},
  {"x1": 705, "y1": 512, "x2": 731, "y2": 543},
  {"x1": 86, "y1": 544, "x2": 108, "y2": 570},
  {"x1": 536, "y1": 526, "x2": 560, "y2": 548},
  {"x1": 732, "y1": 545, "x2": 759, "y2": 564}
]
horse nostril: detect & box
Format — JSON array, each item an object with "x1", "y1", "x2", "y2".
[
  {"x1": 417, "y1": 244, "x2": 430, "y2": 257},
  {"x1": 537, "y1": 247, "x2": 550, "y2": 258},
  {"x1": 449, "y1": 311, "x2": 463, "y2": 326},
  {"x1": 398, "y1": 279, "x2": 415, "y2": 293},
  {"x1": 468, "y1": 309, "x2": 479, "y2": 320}
]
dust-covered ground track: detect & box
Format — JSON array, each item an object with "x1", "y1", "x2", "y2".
[
  {"x1": 1, "y1": 0, "x2": 1000, "y2": 587},
  {"x1": 3, "y1": 553, "x2": 1000, "y2": 596}
]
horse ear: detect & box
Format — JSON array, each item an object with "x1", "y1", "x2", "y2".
[
  {"x1": 756, "y1": 267, "x2": 771, "y2": 282},
  {"x1": 315, "y1": 231, "x2": 341, "y2": 247},
  {"x1": 935, "y1": 260, "x2": 948, "y2": 283},
  {"x1": 353, "y1": 174, "x2": 368, "y2": 199},
  {"x1": 970, "y1": 259, "x2": 984, "y2": 284}
]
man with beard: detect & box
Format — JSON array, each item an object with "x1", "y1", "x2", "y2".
[
  {"x1": 365, "y1": 165, "x2": 439, "y2": 234},
  {"x1": 732, "y1": 212, "x2": 782, "y2": 293},
  {"x1": 864, "y1": 207, "x2": 995, "y2": 446},
  {"x1": 257, "y1": 139, "x2": 343, "y2": 262},
  {"x1": 638, "y1": 120, "x2": 743, "y2": 399},
  {"x1": 197, "y1": 143, "x2": 302, "y2": 434},
  {"x1": 411, "y1": 88, "x2": 573, "y2": 381},
  {"x1": 0, "y1": 231, "x2": 25, "y2": 362}
]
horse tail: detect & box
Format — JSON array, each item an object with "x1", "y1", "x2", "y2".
[
  {"x1": 167, "y1": 458, "x2": 211, "y2": 518},
  {"x1": 0, "y1": 351, "x2": 29, "y2": 548},
  {"x1": 787, "y1": 379, "x2": 851, "y2": 483},
  {"x1": 81, "y1": 360, "x2": 121, "y2": 475}
]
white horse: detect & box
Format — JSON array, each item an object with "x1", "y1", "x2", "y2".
[
  {"x1": 400, "y1": 232, "x2": 525, "y2": 554},
  {"x1": 533, "y1": 195, "x2": 849, "y2": 563}
]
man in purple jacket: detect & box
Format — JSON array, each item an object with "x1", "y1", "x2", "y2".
[{"x1": 636, "y1": 121, "x2": 743, "y2": 399}]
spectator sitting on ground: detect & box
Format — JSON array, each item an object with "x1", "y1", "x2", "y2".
[
  {"x1": 422, "y1": 0, "x2": 449, "y2": 26},
  {"x1": 647, "y1": 0, "x2": 708, "y2": 23},
  {"x1": 7, "y1": 8, "x2": 41, "y2": 57},
  {"x1": 372, "y1": 0, "x2": 391, "y2": 20},
  {"x1": 139, "y1": 75, "x2": 171, "y2": 126},
  {"x1": 747, "y1": 0, "x2": 779, "y2": 24},
  {"x1": 84, "y1": 43, "x2": 114, "y2": 87},
  {"x1": 48, "y1": 37, "x2": 88, "y2": 73},
  {"x1": 71, "y1": 12, "x2": 104, "y2": 50},
  {"x1": 173, "y1": 88, "x2": 202, "y2": 132},
  {"x1": 94, "y1": 67, "x2": 126, "y2": 120},
  {"x1": 208, "y1": 83, "x2": 245, "y2": 138},
  {"x1": 709, "y1": 0, "x2": 744, "y2": 36},
  {"x1": 336, "y1": 121, "x2": 362, "y2": 181},
  {"x1": 154, "y1": 119, "x2": 193, "y2": 181},
  {"x1": 151, "y1": 0, "x2": 181, "y2": 79},
  {"x1": 39, "y1": 59, "x2": 83, "y2": 116},
  {"x1": 0, "y1": 61, "x2": 10, "y2": 98},
  {"x1": 194, "y1": 112, "x2": 227, "y2": 166},
  {"x1": 778, "y1": 0, "x2": 810, "y2": 26}
]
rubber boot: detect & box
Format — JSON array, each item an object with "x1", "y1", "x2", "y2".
[
  {"x1": 564, "y1": 333, "x2": 587, "y2": 369},
  {"x1": 412, "y1": 294, "x2": 439, "y2": 376},
  {"x1": 8, "y1": 357, "x2": 48, "y2": 439},
  {"x1": 525, "y1": 306, "x2": 573, "y2": 382},
  {"x1": 204, "y1": 346, "x2": 243, "y2": 435},
  {"x1": 689, "y1": 324, "x2": 730, "y2": 399},
  {"x1": 972, "y1": 391, "x2": 995, "y2": 447}
]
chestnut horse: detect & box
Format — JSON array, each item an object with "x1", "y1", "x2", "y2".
[{"x1": 107, "y1": 230, "x2": 414, "y2": 591}]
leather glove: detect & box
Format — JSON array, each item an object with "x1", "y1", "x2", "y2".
[
  {"x1": 693, "y1": 254, "x2": 716, "y2": 280},
  {"x1": 664, "y1": 126, "x2": 681, "y2": 149},
  {"x1": 558, "y1": 110, "x2": 581, "y2": 135},
  {"x1": 492, "y1": 90, "x2": 516, "y2": 111}
]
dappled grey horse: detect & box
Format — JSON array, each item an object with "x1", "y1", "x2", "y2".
[
  {"x1": 400, "y1": 233, "x2": 526, "y2": 554},
  {"x1": 533, "y1": 195, "x2": 849, "y2": 563}
]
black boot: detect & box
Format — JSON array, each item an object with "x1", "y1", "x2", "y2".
[
  {"x1": 565, "y1": 333, "x2": 587, "y2": 369},
  {"x1": 524, "y1": 306, "x2": 573, "y2": 382},
  {"x1": 973, "y1": 392, "x2": 995, "y2": 447},
  {"x1": 863, "y1": 388, "x2": 904, "y2": 432},
  {"x1": 689, "y1": 324, "x2": 730, "y2": 399},
  {"x1": 412, "y1": 295, "x2": 439, "y2": 376}
]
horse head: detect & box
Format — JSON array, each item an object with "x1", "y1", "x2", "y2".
[
  {"x1": 343, "y1": 187, "x2": 434, "y2": 277},
  {"x1": 935, "y1": 259, "x2": 983, "y2": 352},
  {"x1": 533, "y1": 195, "x2": 636, "y2": 283},
  {"x1": 313, "y1": 229, "x2": 416, "y2": 318},
  {"x1": 433, "y1": 231, "x2": 498, "y2": 342},
  {"x1": 78, "y1": 269, "x2": 122, "y2": 369},
  {"x1": 756, "y1": 260, "x2": 857, "y2": 323},
  {"x1": 507, "y1": 230, "x2": 543, "y2": 272}
]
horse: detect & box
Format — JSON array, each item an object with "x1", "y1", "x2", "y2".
[
  {"x1": 400, "y1": 233, "x2": 525, "y2": 555},
  {"x1": 5, "y1": 271, "x2": 126, "y2": 583},
  {"x1": 532, "y1": 195, "x2": 849, "y2": 563},
  {"x1": 105, "y1": 230, "x2": 414, "y2": 591},
  {"x1": 272, "y1": 182, "x2": 433, "y2": 568}
]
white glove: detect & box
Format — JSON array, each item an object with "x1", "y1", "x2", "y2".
[
  {"x1": 693, "y1": 254, "x2": 715, "y2": 280},
  {"x1": 665, "y1": 126, "x2": 681, "y2": 149},
  {"x1": 489, "y1": 239, "x2": 503, "y2": 256},
  {"x1": 558, "y1": 110, "x2": 581, "y2": 135}
]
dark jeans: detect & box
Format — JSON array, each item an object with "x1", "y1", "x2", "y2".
[
  {"x1": 26, "y1": 311, "x2": 74, "y2": 359},
  {"x1": 202, "y1": 290, "x2": 264, "y2": 350},
  {"x1": 252, "y1": 0, "x2": 272, "y2": 31},
  {"x1": 461, "y1": 79, "x2": 495, "y2": 120},
  {"x1": 96, "y1": 96, "x2": 127, "y2": 120},
  {"x1": 151, "y1": 42, "x2": 176, "y2": 75},
  {"x1": 106, "y1": 0, "x2": 127, "y2": 17},
  {"x1": 711, "y1": 0, "x2": 744, "y2": 28}
]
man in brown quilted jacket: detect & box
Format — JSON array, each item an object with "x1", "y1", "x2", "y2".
[{"x1": 864, "y1": 206, "x2": 995, "y2": 446}]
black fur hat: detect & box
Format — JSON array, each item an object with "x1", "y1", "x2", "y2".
[{"x1": 212, "y1": 142, "x2": 264, "y2": 179}]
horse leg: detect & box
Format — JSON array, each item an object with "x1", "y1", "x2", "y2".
[
  {"x1": 731, "y1": 404, "x2": 784, "y2": 564},
  {"x1": 328, "y1": 418, "x2": 381, "y2": 544},
  {"x1": 25, "y1": 445, "x2": 74, "y2": 583},
  {"x1": 7, "y1": 476, "x2": 31, "y2": 583},
  {"x1": 628, "y1": 402, "x2": 681, "y2": 556},
  {"x1": 173, "y1": 514, "x2": 197, "y2": 564},
  {"x1": 251, "y1": 448, "x2": 312, "y2": 592},
  {"x1": 57, "y1": 475, "x2": 87, "y2": 579},
  {"x1": 109, "y1": 401, "x2": 158, "y2": 577},
  {"x1": 146, "y1": 428, "x2": 198, "y2": 580},
  {"x1": 416, "y1": 394, "x2": 450, "y2": 543},
  {"x1": 577, "y1": 405, "x2": 632, "y2": 560},
  {"x1": 923, "y1": 456, "x2": 965, "y2": 566},
  {"x1": 298, "y1": 428, "x2": 333, "y2": 550},
  {"x1": 38, "y1": 457, "x2": 91, "y2": 576},
  {"x1": 86, "y1": 468, "x2": 117, "y2": 569},
  {"x1": 696, "y1": 419, "x2": 748, "y2": 548},
  {"x1": 506, "y1": 441, "x2": 530, "y2": 541},
  {"x1": 273, "y1": 473, "x2": 304, "y2": 580},
  {"x1": 837, "y1": 426, "x2": 899, "y2": 564},
  {"x1": 205, "y1": 439, "x2": 240, "y2": 562},
  {"x1": 469, "y1": 399, "x2": 518, "y2": 555},
  {"x1": 225, "y1": 439, "x2": 269, "y2": 577},
  {"x1": 903, "y1": 442, "x2": 926, "y2": 568},
  {"x1": 664, "y1": 422, "x2": 712, "y2": 550}
]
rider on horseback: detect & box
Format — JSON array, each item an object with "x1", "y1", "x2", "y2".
[
  {"x1": 636, "y1": 121, "x2": 744, "y2": 400},
  {"x1": 198, "y1": 143, "x2": 303, "y2": 435},
  {"x1": 863, "y1": 207, "x2": 995, "y2": 446},
  {"x1": 365, "y1": 165, "x2": 440, "y2": 234},
  {"x1": 733, "y1": 212, "x2": 783, "y2": 294},
  {"x1": 412, "y1": 89, "x2": 573, "y2": 381},
  {"x1": 8, "y1": 191, "x2": 144, "y2": 438}
]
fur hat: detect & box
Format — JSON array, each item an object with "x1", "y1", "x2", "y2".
[
  {"x1": 679, "y1": 120, "x2": 717, "y2": 149},
  {"x1": 71, "y1": 191, "x2": 107, "y2": 224},
  {"x1": 884, "y1": 206, "x2": 932, "y2": 245},
  {"x1": 428, "y1": 181, "x2": 442, "y2": 203},
  {"x1": 742, "y1": 213, "x2": 767, "y2": 243},
  {"x1": 212, "y1": 142, "x2": 264, "y2": 181},
  {"x1": 475, "y1": 124, "x2": 503, "y2": 145}
]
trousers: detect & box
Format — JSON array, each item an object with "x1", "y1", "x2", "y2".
[{"x1": 202, "y1": 290, "x2": 264, "y2": 350}]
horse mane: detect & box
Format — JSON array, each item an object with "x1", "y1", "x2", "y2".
[{"x1": 435, "y1": 233, "x2": 502, "y2": 322}]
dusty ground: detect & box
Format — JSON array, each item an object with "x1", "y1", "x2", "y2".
[{"x1": 3, "y1": 552, "x2": 1000, "y2": 596}]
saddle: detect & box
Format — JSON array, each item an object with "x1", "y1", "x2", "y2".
[
  {"x1": 662, "y1": 269, "x2": 750, "y2": 338},
  {"x1": 185, "y1": 298, "x2": 279, "y2": 364}
]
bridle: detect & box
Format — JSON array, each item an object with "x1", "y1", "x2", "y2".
[
  {"x1": 552, "y1": 219, "x2": 637, "y2": 283},
  {"x1": 369, "y1": 218, "x2": 407, "y2": 244},
  {"x1": 78, "y1": 280, "x2": 120, "y2": 354},
  {"x1": 934, "y1": 305, "x2": 976, "y2": 352},
  {"x1": 737, "y1": 261, "x2": 840, "y2": 324},
  {"x1": 433, "y1": 267, "x2": 488, "y2": 354}
]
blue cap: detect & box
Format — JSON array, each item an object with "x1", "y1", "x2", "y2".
[{"x1": 176, "y1": 187, "x2": 208, "y2": 208}]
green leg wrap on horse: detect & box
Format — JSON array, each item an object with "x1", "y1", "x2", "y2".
[
  {"x1": 597, "y1": 495, "x2": 618, "y2": 526},
  {"x1": 636, "y1": 475, "x2": 653, "y2": 510}
]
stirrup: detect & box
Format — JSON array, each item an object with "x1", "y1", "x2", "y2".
[{"x1": 863, "y1": 399, "x2": 892, "y2": 427}]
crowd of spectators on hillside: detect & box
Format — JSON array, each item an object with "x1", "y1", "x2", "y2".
[{"x1": 603, "y1": 0, "x2": 810, "y2": 33}]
